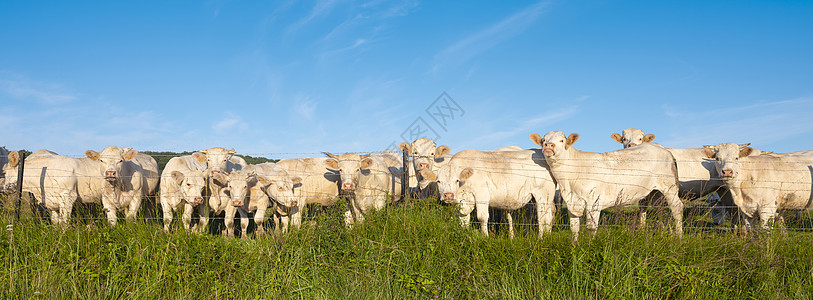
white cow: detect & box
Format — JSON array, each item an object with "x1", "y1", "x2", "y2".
[
  {"x1": 399, "y1": 138, "x2": 452, "y2": 198},
  {"x1": 2, "y1": 150, "x2": 103, "y2": 224},
  {"x1": 222, "y1": 163, "x2": 300, "y2": 238},
  {"x1": 84, "y1": 146, "x2": 159, "y2": 225},
  {"x1": 610, "y1": 128, "x2": 777, "y2": 225},
  {"x1": 324, "y1": 151, "x2": 403, "y2": 227},
  {"x1": 702, "y1": 143, "x2": 813, "y2": 229},
  {"x1": 192, "y1": 147, "x2": 247, "y2": 232},
  {"x1": 159, "y1": 154, "x2": 208, "y2": 232},
  {"x1": 272, "y1": 157, "x2": 342, "y2": 232},
  {"x1": 419, "y1": 148, "x2": 556, "y2": 238},
  {"x1": 531, "y1": 131, "x2": 684, "y2": 240}
]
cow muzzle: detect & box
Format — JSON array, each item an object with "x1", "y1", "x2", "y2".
[
  {"x1": 232, "y1": 199, "x2": 243, "y2": 207},
  {"x1": 417, "y1": 163, "x2": 430, "y2": 171},
  {"x1": 543, "y1": 144, "x2": 555, "y2": 155},
  {"x1": 442, "y1": 192, "x2": 455, "y2": 203},
  {"x1": 105, "y1": 170, "x2": 117, "y2": 181},
  {"x1": 192, "y1": 196, "x2": 203, "y2": 205},
  {"x1": 342, "y1": 182, "x2": 355, "y2": 190},
  {"x1": 721, "y1": 169, "x2": 735, "y2": 178}
]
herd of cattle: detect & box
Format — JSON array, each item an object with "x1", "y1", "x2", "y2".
[{"x1": 1, "y1": 128, "x2": 812, "y2": 239}]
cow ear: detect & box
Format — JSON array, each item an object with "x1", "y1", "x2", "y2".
[
  {"x1": 398, "y1": 142, "x2": 411, "y2": 153},
  {"x1": 192, "y1": 152, "x2": 207, "y2": 162},
  {"x1": 291, "y1": 176, "x2": 302, "y2": 184},
  {"x1": 228, "y1": 148, "x2": 236, "y2": 154},
  {"x1": 738, "y1": 143, "x2": 752, "y2": 149},
  {"x1": 8, "y1": 151, "x2": 19, "y2": 167},
  {"x1": 420, "y1": 169, "x2": 437, "y2": 181},
  {"x1": 360, "y1": 157, "x2": 373, "y2": 169},
  {"x1": 325, "y1": 158, "x2": 339, "y2": 169},
  {"x1": 529, "y1": 133, "x2": 544, "y2": 146},
  {"x1": 213, "y1": 172, "x2": 229, "y2": 186},
  {"x1": 323, "y1": 152, "x2": 339, "y2": 159},
  {"x1": 610, "y1": 133, "x2": 623, "y2": 144},
  {"x1": 256, "y1": 175, "x2": 270, "y2": 186},
  {"x1": 740, "y1": 147, "x2": 754, "y2": 158},
  {"x1": 85, "y1": 150, "x2": 100, "y2": 161},
  {"x1": 566, "y1": 133, "x2": 580, "y2": 148},
  {"x1": 459, "y1": 168, "x2": 474, "y2": 181},
  {"x1": 435, "y1": 145, "x2": 451, "y2": 157},
  {"x1": 171, "y1": 171, "x2": 185, "y2": 185},
  {"x1": 123, "y1": 149, "x2": 138, "y2": 160},
  {"x1": 643, "y1": 134, "x2": 656, "y2": 143},
  {"x1": 701, "y1": 147, "x2": 715, "y2": 159}
]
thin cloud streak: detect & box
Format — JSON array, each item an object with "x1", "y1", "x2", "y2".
[{"x1": 431, "y1": 1, "x2": 550, "y2": 74}]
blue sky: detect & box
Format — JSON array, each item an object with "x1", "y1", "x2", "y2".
[{"x1": 1, "y1": 1, "x2": 812, "y2": 158}]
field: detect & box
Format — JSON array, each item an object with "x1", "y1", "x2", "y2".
[{"x1": 1, "y1": 195, "x2": 812, "y2": 299}]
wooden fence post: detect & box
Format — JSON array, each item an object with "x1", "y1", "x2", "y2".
[
  {"x1": 402, "y1": 149, "x2": 409, "y2": 201},
  {"x1": 15, "y1": 152, "x2": 25, "y2": 222}
]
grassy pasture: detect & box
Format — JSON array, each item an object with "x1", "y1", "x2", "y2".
[{"x1": 1, "y1": 194, "x2": 812, "y2": 299}]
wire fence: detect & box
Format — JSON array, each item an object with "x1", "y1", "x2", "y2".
[{"x1": 3, "y1": 147, "x2": 813, "y2": 233}]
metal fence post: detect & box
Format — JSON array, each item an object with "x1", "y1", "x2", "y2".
[
  {"x1": 402, "y1": 149, "x2": 408, "y2": 201},
  {"x1": 15, "y1": 152, "x2": 25, "y2": 222}
]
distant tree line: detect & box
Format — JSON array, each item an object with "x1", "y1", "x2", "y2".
[{"x1": 2, "y1": 148, "x2": 277, "y2": 173}]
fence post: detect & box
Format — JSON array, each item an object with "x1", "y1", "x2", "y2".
[
  {"x1": 15, "y1": 151, "x2": 25, "y2": 222},
  {"x1": 401, "y1": 149, "x2": 408, "y2": 201}
]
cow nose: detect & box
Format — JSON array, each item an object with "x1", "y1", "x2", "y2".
[
  {"x1": 232, "y1": 199, "x2": 243, "y2": 207},
  {"x1": 722, "y1": 169, "x2": 734, "y2": 177},
  {"x1": 289, "y1": 200, "x2": 298, "y2": 207},
  {"x1": 105, "y1": 170, "x2": 116, "y2": 178},
  {"x1": 342, "y1": 182, "x2": 355, "y2": 190},
  {"x1": 628, "y1": 143, "x2": 638, "y2": 148},
  {"x1": 193, "y1": 196, "x2": 203, "y2": 203},
  {"x1": 442, "y1": 192, "x2": 454, "y2": 202},
  {"x1": 417, "y1": 163, "x2": 430, "y2": 170}
]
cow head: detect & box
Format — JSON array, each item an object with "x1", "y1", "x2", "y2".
[
  {"x1": 702, "y1": 143, "x2": 754, "y2": 180},
  {"x1": 399, "y1": 138, "x2": 451, "y2": 173},
  {"x1": 85, "y1": 146, "x2": 137, "y2": 184},
  {"x1": 1, "y1": 151, "x2": 20, "y2": 193},
  {"x1": 530, "y1": 131, "x2": 578, "y2": 159},
  {"x1": 170, "y1": 170, "x2": 207, "y2": 206},
  {"x1": 324, "y1": 152, "x2": 372, "y2": 191},
  {"x1": 195, "y1": 147, "x2": 236, "y2": 185},
  {"x1": 420, "y1": 164, "x2": 473, "y2": 204},
  {"x1": 223, "y1": 170, "x2": 255, "y2": 207},
  {"x1": 257, "y1": 169, "x2": 301, "y2": 208},
  {"x1": 610, "y1": 128, "x2": 656, "y2": 148}
]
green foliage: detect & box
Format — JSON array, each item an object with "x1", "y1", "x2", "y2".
[
  {"x1": 141, "y1": 151, "x2": 277, "y2": 172},
  {"x1": 0, "y1": 195, "x2": 812, "y2": 299}
]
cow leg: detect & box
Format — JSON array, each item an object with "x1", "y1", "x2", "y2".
[
  {"x1": 569, "y1": 211, "x2": 581, "y2": 241},
  {"x1": 535, "y1": 191, "x2": 555, "y2": 237},
  {"x1": 196, "y1": 205, "x2": 210, "y2": 234},
  {"x1": 664, "y1": 190, "x2": 684, "y2": 238},
  {"x1": 162, "y1": 202, "x2": 174, "y2": 232},
  {"x1": 239, "y1": 208, "x2": 249, "y2": 239},
  {"x1": 585, "y1": 209, "x2": 600, "y2": 235},
  {"x1": 475, "y1": 197, "x2": 489, "y2": 236},
  {"x1": 125, "y1": 193, "x2": 141, "y2": 223},
  {"x1": 638, "y1": 205, "x2": 647, "y2": 228},
  {"x1": 759, "y1": 205, "x2": 776, "y2": 230},
  {"x1": 223, "y1": 205, "x2": 236, "y2": 237},
  {"x1": 50, "y1": 209, "x2": 60, "y2": 224},
  {"x1": 254, "y1": 206, "x2": 268, "y2": 236},
  {"x1": 506, "y1": 211, "x2": 514, "y2": 239},
  {"x1": 104, "y1": 205, "x2": 118, "y2": 227}
]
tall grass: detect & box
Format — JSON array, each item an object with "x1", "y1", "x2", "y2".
[{"x1": 1, "y1": 195, "x2": 812, "y2": 299}]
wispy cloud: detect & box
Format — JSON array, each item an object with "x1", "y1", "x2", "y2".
[
  {"x1": 459, "y1": 105, "x2": 578, "y2": 149},
  {"x1": 0, "y1": 73, "x2": 77, "y2": 105},
  {"x1": 212, "y1": 112, "x2": 249, "y2": 134},
  {"x1": 660, "y1": 98, "x2": 813, "y2": 149},
  {"x1": 431, "y1": 1, "x2": 550, "y2": 74},
  {"x1": 287, "y1": 0, "x2": 340, "y2": 33}
]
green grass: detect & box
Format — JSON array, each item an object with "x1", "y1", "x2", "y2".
[{"x1": 1, "y1": 195, "x2": 812, "y2": 299}]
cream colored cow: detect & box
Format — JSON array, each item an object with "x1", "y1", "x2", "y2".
[
  {"x1": 159, "y1": 154, "x2": 208, "y2": 232},
  {"x1": 532, "y1": 131, "x2": 683, "y2": 240},
  {"x1": 399, "y1": 138, "x2": 452, "y2": 198},
  {"x1": 702, "y1": 143, "x2": 813, "y2": 229},
  {"x1": 420, "y1": 148, "x2": 556, "y2": 239},
  {"x1": 84, "y1": 146, "x2": 159, "y2": 225},
  {"x1": 192, "y1": 147, "x2": 247, "y2": 231},
  {"x1": 271, "y1": 157, "x2": 341, "y2": 232},
  {"x1": 221, "y1": 163, "x2": 300, "y2": 238},
  {"x1": 324, "y1": 151, "x2": 403, "y2": 227},
  {"x1": 2, "y1": 150, "x2": 103, "y2": 225}
]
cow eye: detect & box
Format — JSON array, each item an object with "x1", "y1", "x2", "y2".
[{"x1": 186, "y1": 183, "x2": 191, "y2": 187}]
